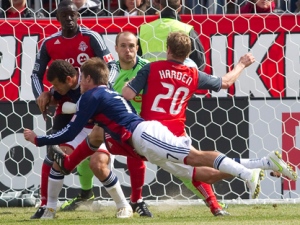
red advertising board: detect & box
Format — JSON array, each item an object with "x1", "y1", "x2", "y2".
[{"x1": 1, "y1": 14, "x2": 300, "y2": 101}]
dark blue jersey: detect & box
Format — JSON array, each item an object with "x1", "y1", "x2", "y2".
[{"x1": 36, "y1": 85, "x2": 143, "y2": 146}]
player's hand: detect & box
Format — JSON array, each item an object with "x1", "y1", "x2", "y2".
[
  {"x1": 36, "y1": 92, "x2": 51, "y2": 120},
  {"x1": 239, "y1": 53, "x2": 255, "y2": 68},
  {"x1": 23, "y1": 128, "x2": 37, "y2": 144}
]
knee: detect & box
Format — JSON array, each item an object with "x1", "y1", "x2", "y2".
[{"x1": 89, "y1": 152, "x2": 109, "y2": 173}]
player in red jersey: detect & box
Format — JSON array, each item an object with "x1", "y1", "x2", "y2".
[{"x1": 30, "y1": 0, "x2": 133, "y2": 219}]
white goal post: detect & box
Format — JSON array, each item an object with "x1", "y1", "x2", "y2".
[{"x1": 0, "y1": 11, "x2": 300, "y2": 205}]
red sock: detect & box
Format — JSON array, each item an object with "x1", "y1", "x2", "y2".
[
  {"x1": 40, "y1": 162, "x2": 52, "y2": 206},
  {"x1": 127, "y1": 157, "x2": 145, "y2": 203},
  {"x1": 192, "y1": 180, "x2": 221, "y2": 213},
  {"x1": 64, "y1": 139, "x2": 95, "y2": 171}
]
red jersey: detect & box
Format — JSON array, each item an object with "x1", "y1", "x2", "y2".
[
  {"x1": 31, "y1": 26, "x2": 118, "y2": 102},
  {"x1": 140, "y1": 61, "x2": 199, "y2": 136}
]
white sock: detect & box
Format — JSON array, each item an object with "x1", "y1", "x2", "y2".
[
  {"x1": 47, "y1": 168, "x2": 64, "y2": 209},
  {"x1": 233, "y1": 158, "x2": 269, "y2": 169},
  {"x1": 214, "y1": 154, "x2": 252, "y2": 181},
  {"x1": 105, "y1": 181, "x2": 129, "y2": 209},
  {"x1": 101, "y1": 171, "x2": 129, "y2": 209}
]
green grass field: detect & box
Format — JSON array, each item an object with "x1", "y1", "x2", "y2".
[{"x1": 1, "y1": 204, "x2": 300, "y2": 225}]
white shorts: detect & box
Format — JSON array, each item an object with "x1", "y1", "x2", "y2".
[{"x1": 132, "y1": 121, "x2": 194, "y2": 180}]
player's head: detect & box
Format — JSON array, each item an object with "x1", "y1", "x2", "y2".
[
  {"x1": 80, "y1": 57, "x2": 109, "y2": 93},
  {"x1": 115, "y1": 31, "x2": 138, "y2": 65},
  {"x1": 47, "y1": 59, "x2": 78, "y2": 95},
  {"x1": 56, "y1": 0, "x2": 79, "y2": 36},
  {"x1": 166, "y1": 31, "x2": 191, "y2": 61}
]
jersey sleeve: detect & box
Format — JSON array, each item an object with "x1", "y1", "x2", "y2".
[
  {"x1": 89, "y1": 33, "x2": 119, "y2": 85},
  {"x1": 197, "y1": 71, "x2": 222, "y2": 92},
  {"x1": 127, "y1": 64, "x2": 150, "y2": 94},
  {"x1": 35, "y1": 92, "x2": 98, "y2": 146},
  {"x1": 31, "y1": 40, "x2": 51, "y2": 99}
]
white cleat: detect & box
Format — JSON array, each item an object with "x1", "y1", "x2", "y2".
[
  {"x1": 267, "y1": 151, "x2": 298, "y2": 181},
  {"x1": 246, "y1": 169, "x2": 264, "y2": 199},
  {"x1": 41, "y1": 208, "x2": 56, "y2": 219},
  {"x1": 116, "y1": 207, "x2": 133, "y2": 218}
]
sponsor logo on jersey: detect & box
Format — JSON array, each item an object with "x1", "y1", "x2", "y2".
[
  {"x1": 33, "y1": 63, "x2": 40, "y2": 71},
  {"x1": 77, "y1": 53, "x2": 90, "y2": 65},
  {"x1": 133, "y1": 94, "x2": 142, "y2": 103},
  {"x1": 78, "y1": 41, "x2": 88, "y2": 51},
  {"x1": 103, "y1": 53, "x2": 114, "y2": 63},
  {"x1": 54, "y1": 39, "x2": 61, "y2": 45}
]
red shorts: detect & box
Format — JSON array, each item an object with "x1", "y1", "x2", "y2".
[{"x1": 104, "y1": 133, "x2": 146, "y2": 160}]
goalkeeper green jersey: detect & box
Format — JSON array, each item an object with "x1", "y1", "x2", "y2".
[{"x1": 113, "y1": 56, "x2": 149, "y2": 115}]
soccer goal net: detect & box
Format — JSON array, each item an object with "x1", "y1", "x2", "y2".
[{"x1": 0, "y1": 1, "x2": 299, "y2": 206}]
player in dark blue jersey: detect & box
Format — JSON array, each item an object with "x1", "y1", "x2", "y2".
[
  {"x1": 30, "y1": 60, "x2": 133, "y2": 219},
  {"x1": 24, "y1": 57, "x2": 271, "y2": 205},
  {"x1": 29, "y1": 0, "x2": 120, "y2": 219}
]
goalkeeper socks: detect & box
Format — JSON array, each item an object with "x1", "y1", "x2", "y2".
[
  {"x1": 233, "y1": 157, "x2": 269, "y2": 170},
  {"x1": 47, "y1": 168, "x2": 64, "y2": 209},
  {"x1": 64, "y1": 138, "x2": 96, "y2": 171},
  {"x1": 214, "y1": 154, "x2": 252, "y2": 181},
  {"x1": 77, "y1": 158, "x2": 94, "y2": 192},
  {"x1": 40, "y1": 156, "x2": 53, "y2": 206},
  {"x1": 127, "y1": 157, "x2": 145, "y2": 203},
  {"x1": 181, "y1": 179, "x2": 205, "y2": 200},
  {"x1": 101, "y1": 171, "x2": 129, "y2": 209}
]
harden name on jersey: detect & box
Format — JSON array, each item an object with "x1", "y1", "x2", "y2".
[{"x1": 158, "y1": 69, "x2": 193, "y2": 86}]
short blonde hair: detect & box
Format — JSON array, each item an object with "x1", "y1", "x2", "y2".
[
  {"x1": 80, "y1": 57, "x2": 109, "y2": 85},
  {"x1": 167, "y1": 31, "x2": 191, "y2": 59}
]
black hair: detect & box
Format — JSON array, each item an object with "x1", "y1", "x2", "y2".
[{"x1": 47, "y1": 59, "x2": 77, "y2": 83}]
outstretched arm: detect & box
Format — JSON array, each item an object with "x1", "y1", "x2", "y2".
[{"x1": 221, "y1": 53, "x2": 255, "y2": 89}]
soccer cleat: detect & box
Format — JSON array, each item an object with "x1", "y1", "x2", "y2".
[
  {"x1": 60, "y1": 194, "x2": 95, "y2": 211},
  {"x1": 52, "y1": 146, "x2": 71, "y2": 175},
  {"x1": 266, "y1": 151, "x2": 298, "y2": 181},
  {"x1": 204, "y1": 200, "x2": 228, "y2": 210},
  {"x1": 130, "y1": 200, "x2": 153, "y2": 217},
  {"x1": 41, "y1": 208, "x2": 56, "y2": 219},
  {"x1": 246, "y1": 168, "x2": 264, "y2": 199},
  {"x1": 116, "y1": 207, "x2": 133, "y2": 218},
  {"x1": 213, "y1": 209, "x2": 230, "y2": 216},
  {"x1": 30, "y1": 206, "x2": 46, "y2": 219}
]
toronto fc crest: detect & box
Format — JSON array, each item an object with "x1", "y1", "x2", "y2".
[{"x1": 78, "y1": 41, "x2": 88, "y2": 51}]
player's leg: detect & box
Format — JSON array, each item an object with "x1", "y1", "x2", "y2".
[
  {"x1": 232, "y1": 151, "x2": 297, "y2": 181},
  {"x1": 151, "y1": 159, "x2": 230, "y2": 215},
  {"x1": 131, "y1": 121, "x2": 263, "y2": 199},
  {"x1": 127, "y1": 157, "x2": 153, "y2": 217},
  {"x1": 104, "y1": 132, "x2": 153, "y2": 217},
  {"x1": 41, "y1": 145, "x2": 74, "y2": 219},
  {"x1": 180, "y1": 179, "x2": 228, "y2": 216},
  {"x1": 60, "y1": 158, "x2": 95, "y2": 211},
  {"x1": 89, "y1": 150, "x2": 133, "y2": 218},
  {"x1": 55, "y1": 125, "x2": 104, "y2": 173},
  {"x1": 30, "y1": 114, "x2": 73, "y2": 219}
]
